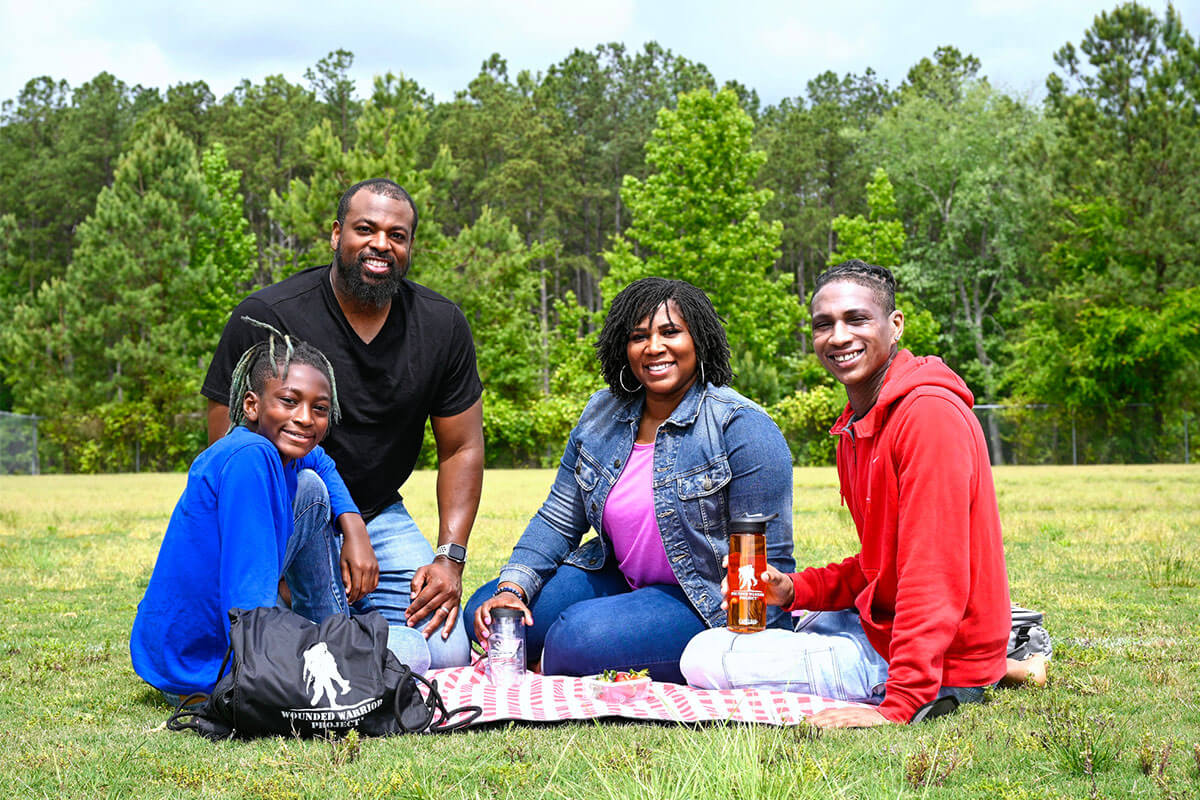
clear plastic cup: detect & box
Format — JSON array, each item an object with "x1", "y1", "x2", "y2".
[{"x1": 486, "y1": 607, "x2": 527, "y2": 686}]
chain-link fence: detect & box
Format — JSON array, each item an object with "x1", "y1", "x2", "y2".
[
  {"x1": 0, "y1": 410, "x2": 41, "y2": 474},
  {"x1": 973, "y1": 405, "x2": 1196, "y2": 466}
]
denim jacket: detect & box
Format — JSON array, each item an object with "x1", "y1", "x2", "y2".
[{"x1": 498, "y1": 381, "x2": 796, "y2": 628}]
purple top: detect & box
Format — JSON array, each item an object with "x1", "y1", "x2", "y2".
[{"x1": 602, "y1": 442, "x2": 678, "y2": 589}]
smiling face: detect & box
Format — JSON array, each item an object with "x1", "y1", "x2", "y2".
[
  {"x1": 330, "y1": 189, "x2": 415, "y2": 306},
  {"x1": 811, "y1": 279, "x2": 904, "y2": 413},
  {"x1": 626, "y1": 300, "x2": 699, "y2": 406},
  {"x1": 241, "y1": 363, "x2": 333, "y2": 465}
]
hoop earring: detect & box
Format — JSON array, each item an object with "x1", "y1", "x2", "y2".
[
  {"x1": 619, "y1": 365, "x2": 641, "y2": 393},
  {"x1": 699, "y1": 361, "x2": 707, "y2": 387}
]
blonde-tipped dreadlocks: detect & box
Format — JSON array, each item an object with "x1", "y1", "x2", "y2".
[{"x1": 227, "y1": 318, "x2": 341, "y2": 433}]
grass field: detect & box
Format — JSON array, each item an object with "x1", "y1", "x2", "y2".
[{"x1": 1, "y1": 465, "x2": 1198, "y2": 799}]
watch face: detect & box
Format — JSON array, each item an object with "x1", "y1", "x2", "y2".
[{"x1": 438, "y1": 543, "x2": 467, "y2": 562}]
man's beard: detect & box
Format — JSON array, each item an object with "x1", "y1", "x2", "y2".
[{"x1": 334, "y1": 244, "x2": 408, "y2": 306}]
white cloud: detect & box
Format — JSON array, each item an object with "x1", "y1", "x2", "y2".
[
  {"x1": 755, "y1": 18, "x2": 873, "y2": 69},
  {"x1": 2, "y1": 0, "x2": 92, "y2": 94},
  {"x1": 1, "y1": 0, "x2": 1197, "y2": 107},
  {"x1": 434, "y1": 0, "x2": 636, "y2": 41},
  {"x1": 970, "y1": 0, "x2": 1044, "y2": 16}
]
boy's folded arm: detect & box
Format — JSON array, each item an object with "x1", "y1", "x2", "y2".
[
  {"x1": 297, "y1": 446, "x2": 375, "y2": 600},
  {"x1": 337, "y1": 512, "x2": 378, "y2": 602}
]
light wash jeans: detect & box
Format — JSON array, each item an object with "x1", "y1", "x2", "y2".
[
  {"x1": 680, "y1": 609, "x2": 988, "y2": 709},
  {"x1": 681, "y1": 609, "x2": 888, "y2": 701},
  {"x1": 288, "y1": 471, "x2": 434, "y2": 673},
  {"x1": 349, "y1": 495, "x2": 470, "y2": 669}
]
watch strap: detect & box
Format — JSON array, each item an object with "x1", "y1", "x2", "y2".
[{"x1": 435, "y1": 542, "x2": 467, "y2": 563}]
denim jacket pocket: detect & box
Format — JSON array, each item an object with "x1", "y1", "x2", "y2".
[
  {"x1": 675, "y1": 456, "x2": 732, "y2": 532},
  {"x1": 573, "y1": 447, "x2": 603, "y2": 493},
  {"x1": 563, "y1": 535, "x2": 608, "y2": 572}
]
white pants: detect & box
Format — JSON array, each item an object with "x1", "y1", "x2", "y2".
[{"x1": 679, "y1": 609, "x2": 889, "y2": 702}]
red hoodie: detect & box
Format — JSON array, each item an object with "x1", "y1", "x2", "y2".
[{"x1": 786, "y1": 349, "x2": 1010, "y2": 723}]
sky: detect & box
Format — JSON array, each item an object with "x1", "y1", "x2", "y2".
[{"x1": 2, "y1": 0, "x2": 1197, "y2": 109}]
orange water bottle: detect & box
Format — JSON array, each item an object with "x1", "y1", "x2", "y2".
[{"x1": 727, "y1": 513, "x2": 776, "y2": 633}]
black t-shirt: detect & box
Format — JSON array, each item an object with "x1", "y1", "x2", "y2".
[{"x1": 202, "y1": 265, "x2": 483, "y2": 520}]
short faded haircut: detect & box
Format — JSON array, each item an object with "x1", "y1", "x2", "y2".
[
  {"x1": 812, "y1": 259, "x2": 897, "y2": 313},
  {"x1": 336, "y1": 178, "x2": 419, "y2": 237}
]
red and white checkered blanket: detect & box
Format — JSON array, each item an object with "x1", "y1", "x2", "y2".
[{"x1": 426, "y1": 667, "x2": 868, "y2": 727}]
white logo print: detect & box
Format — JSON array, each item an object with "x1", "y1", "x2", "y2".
[
  {"x1": 302, "y1": 642, "x2": 351, "y2": 707},
  {"x1": 490, "y1": 637, "x2": 521, "y2": 660},
  {"x1": 280, "y1": 639, "x2": 384, "y2": 728},
  {"x1": 738, "y1": 564, "x2": 757, "y2": 592}
]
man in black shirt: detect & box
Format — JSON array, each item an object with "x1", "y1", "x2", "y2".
[{"x1": 203, "y1": 179, "x2": 484, "y2": 668}]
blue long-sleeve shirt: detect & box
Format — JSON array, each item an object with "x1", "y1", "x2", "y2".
[{"x1": 130, "y1": 426, "x2": 357, "y2": 694}]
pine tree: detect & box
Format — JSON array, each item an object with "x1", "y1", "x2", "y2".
[
  {"x1": 602, "y1": 89, "x2": 800, "y2": 404},
  {"x1": 269, "y1": 73, "x2": 453, "y2": 272},
  {"x1": 3, "y1": 120, "x2": 253, "y2": 471},
  {"x1": 191, "y1": 142, "x2": 258, "y2": 354}
]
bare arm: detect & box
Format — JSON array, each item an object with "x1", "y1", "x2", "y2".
[
  {"x1": 207, "y1": 399, "x2": 231, "y2": 445},
  {"x1": 406, "y1": 399, "x2": 485, "y2": 638}
]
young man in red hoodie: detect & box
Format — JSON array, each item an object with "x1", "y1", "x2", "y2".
[{"x1": 681, "y1": 260, "x2": 1011, "y2": 727}]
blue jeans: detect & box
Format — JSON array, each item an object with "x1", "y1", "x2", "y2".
[
  {"x1": 681, "y1": 609, "x2": 988, "y2": 708},
  {"x1": 286, "y1": 472, "x2": 433, "y2": 673},
  {"x1": 283, "y1": 470, "x2": 353, "y2": 621},
  {"x1": 466, "y1": 562, "x2": 711, "y2": 684},
  {"x1": 349, "y1": 498, "x2": 469, "y2": 669}
]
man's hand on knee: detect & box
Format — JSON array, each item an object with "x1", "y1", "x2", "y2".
[{"x1": 407, "y1": 559, "x2": 464, "y2": 639}]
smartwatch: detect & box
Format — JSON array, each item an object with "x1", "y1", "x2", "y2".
[{"x1": 434, "y1": 543, "x2": 467, "y2": 564}]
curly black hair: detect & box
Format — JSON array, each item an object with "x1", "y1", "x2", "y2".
[
  {"x1": 812, "y1": 259, "x2": 897, "y2": 313},
  {"x1": 336, "y1": 178, "x2": 419, "y2": 238},
  {"x1": 227, "y1": 318, "x2": 341, "y2": 433},
  {"x1": 596, "y1": 277, "x2": 733, "y2": 401}
]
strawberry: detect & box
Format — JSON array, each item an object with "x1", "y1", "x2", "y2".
[{"x1": 600, "y1": 668, "x2": 649, "y2": 682}]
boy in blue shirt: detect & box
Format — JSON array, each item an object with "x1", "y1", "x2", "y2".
[{"x1": 131, "y1": 322, "x2": 428, "y2": 701}]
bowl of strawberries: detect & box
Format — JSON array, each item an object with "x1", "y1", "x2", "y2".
[{"x1": 583, "y1": 668, "x2": 652, "y2": 703}]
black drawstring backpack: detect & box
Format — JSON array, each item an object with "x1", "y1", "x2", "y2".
[{"x1": 167, "y1": 606, "x2": 480, "y2": 739}]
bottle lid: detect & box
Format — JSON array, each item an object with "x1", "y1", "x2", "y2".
[
  {"x1": 729, "y1": 512, "x2": 777, "y2": 533},
  {"x1": 491, "y1": 607, "x2": 525, "y2": 623}
]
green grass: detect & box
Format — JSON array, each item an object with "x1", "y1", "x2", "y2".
[{"x1": 1, "y1": 465, "x2": 1198, "y2": 799}]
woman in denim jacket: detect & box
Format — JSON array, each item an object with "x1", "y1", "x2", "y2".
[{"x1": 467, "y1": 278, "x2": 794, "y2": 683}]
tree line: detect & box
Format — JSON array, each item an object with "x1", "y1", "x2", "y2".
[{"x1": 0, "y1": 2, "x2": 1196, "y2": 472}]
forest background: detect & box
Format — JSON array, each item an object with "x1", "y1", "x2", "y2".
[{"x1": 0, "y1": 1, "x2": 1196, "y2": 474}]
